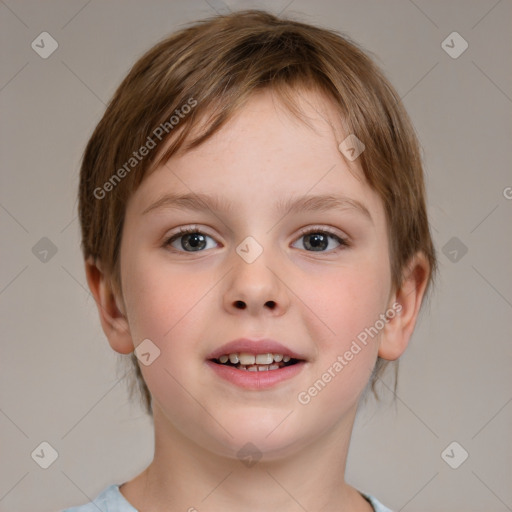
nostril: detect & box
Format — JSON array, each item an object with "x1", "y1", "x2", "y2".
[{"x1": 233, "y1": 300, "x2": 276, "y2": 309}]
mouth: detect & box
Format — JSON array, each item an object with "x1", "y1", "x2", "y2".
[
  {"x1": 206, "y1": 338, "x2": 307, "y2": 389},
  {"x1": 209, "y1": 352, "x2": 302, "y2": 372}
]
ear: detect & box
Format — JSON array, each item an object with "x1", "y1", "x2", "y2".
[
  {"x1": 378, "y1": 252, "x2": 430, "y2": 360},
  {"x1": 84, "y1": 257, "x2": 134, "y2": 355}
]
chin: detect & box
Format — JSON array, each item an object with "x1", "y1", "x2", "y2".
[{"x1": 204, "y1": 414, "x2": 311, "y2": 463}]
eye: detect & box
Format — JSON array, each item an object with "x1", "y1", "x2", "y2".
[
  {"x1": 165, "y1": 226, "x2": 218, "y2": 252},
  {"x1": 292, "y1": 227, "x2": 349, "y2": 253},
  {"x1": 164, "y1": 226, "x2": 349, "y2": 254}
]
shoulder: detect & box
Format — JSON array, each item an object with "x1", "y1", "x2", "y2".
[
  {"x1": 59, "y1": 483, "x2": 138, "y2": 512},
  {"x1": 360, "y1": 491, "x2": 394, "y2": 512}
]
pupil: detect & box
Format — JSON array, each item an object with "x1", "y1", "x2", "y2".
[
  {"x1": 184, "y1": 233, "x2": 206, "y2": 251},
  {"x1": 306, "y1": 233, "x2": 327, "y2": 251}
]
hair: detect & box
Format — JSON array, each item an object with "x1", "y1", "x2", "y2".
[{"x1": 78, "y1": 9, "x2": 438, "y2": 417}]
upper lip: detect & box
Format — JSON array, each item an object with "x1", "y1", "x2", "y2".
[{"x1": 207, "y1": 338, "x2": 307, "y2": 361}]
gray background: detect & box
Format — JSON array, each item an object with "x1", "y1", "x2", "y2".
[{"x1": 1, "y1": 0, "x2": 511, "y2": 511}]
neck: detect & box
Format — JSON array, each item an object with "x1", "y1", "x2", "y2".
[{"x1": 120, "y1": 404, "x2": 373, "y2": 512}]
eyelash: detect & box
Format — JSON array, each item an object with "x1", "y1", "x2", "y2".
[
  {"x1": 294, "y1": 226, "x2": 350, "y2": 253},
  {"x1": 164, "y1": 225, "x2": 350, "y2": 254}
]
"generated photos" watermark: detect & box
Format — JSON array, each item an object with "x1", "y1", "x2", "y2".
[{"x1": 297, "y1": 302, "x2": 402, "y2": 405}]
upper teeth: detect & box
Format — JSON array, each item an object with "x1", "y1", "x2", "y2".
[{"x1": 218, "y1": 353, "x2": 291, "y2": 365}]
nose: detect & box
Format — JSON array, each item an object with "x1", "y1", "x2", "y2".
[{"x1": 223, "y1": 247, "x2": 290, "y2": 317}]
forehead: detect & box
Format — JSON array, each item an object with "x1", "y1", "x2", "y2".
[
  {"x1": 127, "y1": 88, "x2": 385, "y2": 228},
  {"x1": 182, "y1": 88, "x2": 352, "y2": 166}
]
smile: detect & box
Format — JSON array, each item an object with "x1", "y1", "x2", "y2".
[
  {"x1": 206, "y1": 354, "x2": 306, "y2": 389},
  {"x1": 212, "y1": 352, "x2": 299, "y2": 372}
]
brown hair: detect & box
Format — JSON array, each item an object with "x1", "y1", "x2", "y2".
[{"x1": 79, "y1": 9, "x2": 438, "y2": 416}]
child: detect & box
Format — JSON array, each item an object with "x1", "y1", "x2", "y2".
[{"x1": 63, "y1": 9, "x2": 437, "y2": 512}]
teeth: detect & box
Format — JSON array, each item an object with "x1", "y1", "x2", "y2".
[
  {"x1": 238, "y1": 353, "x2": 256, "y2": 365},
  {"x1": 235, "y1": 363, "x2": 282, "y2": 372},
  {"x1": 245, "y1": 365, "x2": 273, "y2": 372},
  {"x1": 219, "y1": 352, "x2": 292, "y2": 364},
  {"x1": 215, "y1": 352, "x2": 299, "y2": 372},
  {"x1": 255, "y1": 353, "x2": 273, "y2": 364}
]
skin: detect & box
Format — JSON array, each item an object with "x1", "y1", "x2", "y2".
[{"x1": 86, "y1": 88, "x2": 430, "y2": 512}]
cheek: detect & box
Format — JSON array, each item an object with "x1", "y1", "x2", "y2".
[
  {"x1": 120, "y1": 249, "x2": 220, "y2": 396},
  {"x1": 297, "y1": 259, "x2": 389, "y2": 397},
  {"x1": 121, "y1": 247, "x2": 206, "y2": 340},
  {"x1": 119, "y1": 253, "x2": 236, "y2": 452},
  {"x1": 305, "y1": 260, "x2": 390, "y2": 341},
  {"x1": 121, "y1": 252, "x2": 212, "y2": 405}
]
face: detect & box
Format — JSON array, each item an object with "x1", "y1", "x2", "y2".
[{"x1": 117, "y1": 89, "x2": 394, "y2": 460}]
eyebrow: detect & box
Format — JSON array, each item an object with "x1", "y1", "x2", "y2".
[{"x1": 142, "y1": 192, "x2": 373, "y2": 222}]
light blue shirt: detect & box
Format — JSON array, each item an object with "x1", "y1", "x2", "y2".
[{"x1": 60, "y1": 483, "x2": 394, "y2": 511}]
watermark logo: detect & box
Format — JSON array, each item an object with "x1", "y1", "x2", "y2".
[
  {"x1": 237, "y1": 442, "x2": 262, "y2": 468},
  {"x1": 31, "y1": 441, "x2": 59, "y2": 469},
  {"x1": 236, "y1": 236, "x2": 264, "y2": 264},
  {"x1": 31, "y1": 32, "x2": 58, "y2": 59},
  {"x1": 442, "y1": 236, "x2": 468, "y2": 263},
  {"x1": 441, "y1": 441, "x2": 469, "y2": 469},
  {"x1": 134, "y1": 338, "x2": 161, "y2": 366},
  {"x1": 32, "y1": 237, "x2": 58, "y2": 263},
  {"x1": 441, "y1": 32, "x2": 468, "y2": 59},
  {"x1": 339, "y1": 134, "x2": 365, "y2": 161}
]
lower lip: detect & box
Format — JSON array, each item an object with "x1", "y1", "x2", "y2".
[{"x1": 205, "y1": 360, "x2": 306, "y2": 389}]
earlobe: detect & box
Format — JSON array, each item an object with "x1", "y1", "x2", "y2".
[
  {"x1": 378, "y1": 252, "x2": 430, "y2": 361},
  {"x1": 84, "y1": 257, "x2": 134, "y2": 355}
]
